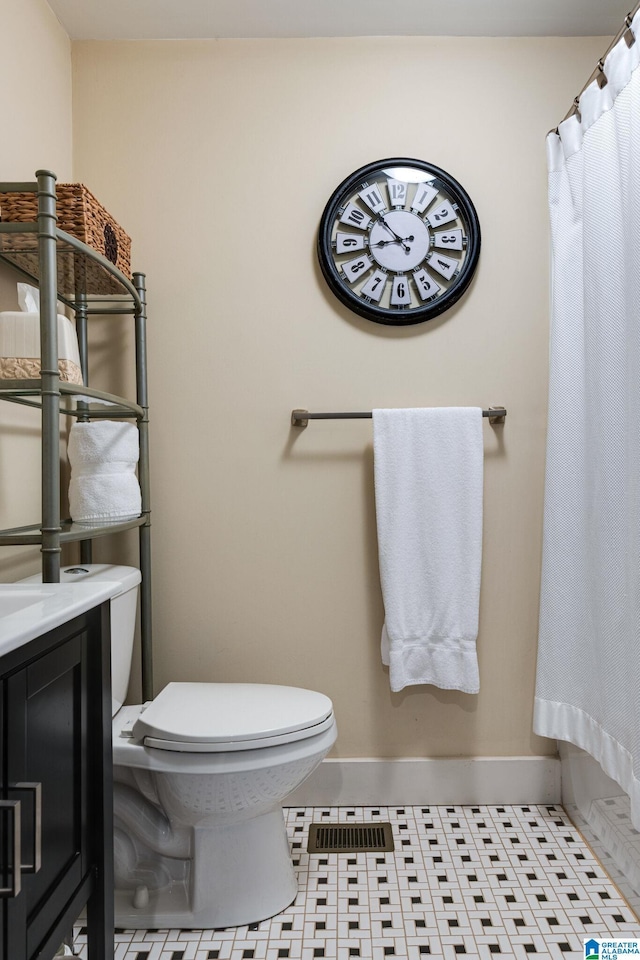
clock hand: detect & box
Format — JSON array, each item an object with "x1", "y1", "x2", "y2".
[
  {"x1": 373, "y1": 240, "x2": 415, "y2": 252},
  {"x1": 374, "y1": 233, "x2": 416, "y2": 251},
  {"x1": 379, "y1": 216, "x2": 411, "y2": 252},
  {"x1": 378, "y1": 218, "x2": 417, "y2": 251}
]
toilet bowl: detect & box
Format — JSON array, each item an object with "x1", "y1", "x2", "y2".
[{"x1": 21, "y1": 564, "x2": 337, "y2": 929}]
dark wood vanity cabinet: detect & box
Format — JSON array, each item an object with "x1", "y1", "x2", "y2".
[{"x1": 0, "y1": 603, "x2": 114, "y2": 960}]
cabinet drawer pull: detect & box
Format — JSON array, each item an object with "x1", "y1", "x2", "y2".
[
  {"x1": 0, "y1": 799, "x2": 22, "y2": 898},
  {"x1": 12, "y1": 782, "x2": 42, "y2": 873}
]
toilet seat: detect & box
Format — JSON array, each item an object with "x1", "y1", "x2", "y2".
[{"x1": 132, "y1": 682, "x2": 335, "y2": 752}]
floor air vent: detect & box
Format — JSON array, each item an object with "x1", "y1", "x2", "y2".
[{"x1": 307, "y1": 822, "x2": 394, "y2": 853}]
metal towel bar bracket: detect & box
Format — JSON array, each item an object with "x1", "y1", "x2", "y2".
[{"x1": 291, "y1": 407, "x2": 507, "y2": 428}]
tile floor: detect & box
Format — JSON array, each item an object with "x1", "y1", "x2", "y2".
[{"x1": 72, "y1": 804, "x2": 640, "y2": 960}]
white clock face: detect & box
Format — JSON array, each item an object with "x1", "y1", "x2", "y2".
[
  {"x1": 368, "y1": 210, "x2": 430, "y2": 272},
  {"x1": 318, "y1": 159, "x2": 481, "y2": 326}
]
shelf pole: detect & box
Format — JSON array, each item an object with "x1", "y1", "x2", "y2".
[
  {"x1": 75, "y1": 291, "x2": 93, "y2": 565},
  {"x1": 37, "y1": 170, "x2": 61, "y2": 582},
  {"x1": 133, "y1": 272, "x2": 153, "y2": 701}
]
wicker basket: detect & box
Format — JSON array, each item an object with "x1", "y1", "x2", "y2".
[{"x1": 0, "y1": 183, "x2": 131, "y2": 279}]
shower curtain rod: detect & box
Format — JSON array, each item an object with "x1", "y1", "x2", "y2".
[
  {"x1": 555, "y1": 1, "x2": 640, "y2": 129},
  {"x1": 291, "y1": 407, "x2": 507, "y2": 427}
]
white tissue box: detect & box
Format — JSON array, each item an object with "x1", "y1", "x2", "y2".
[{"x1": 0, "y1": 311, "x2": 83, "y2": 384}]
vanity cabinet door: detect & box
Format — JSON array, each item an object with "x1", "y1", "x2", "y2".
[
  {"x1": 0, "y1": 607, "x2": 112, "y2": 960},
  {"x1": 10, "y1": 629, "x2": 88, "y2": 959}
]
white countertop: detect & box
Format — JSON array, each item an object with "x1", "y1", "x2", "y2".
[{"x1": 0, "y1": 582, "x2": 118, "y2": 657}]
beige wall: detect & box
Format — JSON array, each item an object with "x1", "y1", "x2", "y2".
[
  {"x1": 1, "y1": 0, "x2": 72, "y2": 181},
  {"x1": 38, "y1": 33, "x2": 603, "y2": 758},
  {"x1": 0, "y1": 0, "x2": 72, "y2": 580}
]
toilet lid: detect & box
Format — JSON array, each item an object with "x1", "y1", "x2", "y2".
[{"x1": 132, "y1": 682, "x2": 334, "y2": 752}]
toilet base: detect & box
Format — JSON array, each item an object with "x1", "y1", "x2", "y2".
[{"x1": 114, "y1": 807, "x2": 298, "y2": 929}]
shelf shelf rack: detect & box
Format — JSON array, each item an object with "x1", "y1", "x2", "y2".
[{"x1": 0, "y1": 170, "x2": 153, "y2": 699}]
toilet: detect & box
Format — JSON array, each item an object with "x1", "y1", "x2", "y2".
[{"x1": 22, "y1": 564, "x2": 337, "y2": 929}]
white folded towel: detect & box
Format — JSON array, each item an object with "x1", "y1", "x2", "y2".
[
  {"x1": 69, "y1": 474, "x2": 141, "y2": 523},
  {"x1": 68, "y1": 420, "x2": 139, "y2": 466},
  {"x1": 373, "y1": 407, "x2": 484, "y2": 694},
  {"x1": 68, "y1": 421, "x2": 141, "y2": 523}
]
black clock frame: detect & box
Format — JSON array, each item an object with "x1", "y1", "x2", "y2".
[{"x1": 317, "y1": 157, "x2": 481, "y2": 327}]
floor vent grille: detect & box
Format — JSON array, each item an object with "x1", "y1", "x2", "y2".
[{"x1": 307, "y1": 822, "x2": 394, "y2": 853}]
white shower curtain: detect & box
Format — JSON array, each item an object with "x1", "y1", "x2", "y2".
[{"x1": 534, "y1": 12, "x2": 640, "y2": 829}]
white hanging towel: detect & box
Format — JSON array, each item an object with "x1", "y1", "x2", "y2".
[{"x1": 373, "y1": 407, "x2": 484, "y2": 694}]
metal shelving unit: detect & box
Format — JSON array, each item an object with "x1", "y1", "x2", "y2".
[{"x1": 0, "y1": 170, "x2": 153, "y2": 699}]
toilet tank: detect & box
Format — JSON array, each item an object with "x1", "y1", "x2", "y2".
[{"x1": 20, "y1": 563, "x2": 141, "y2": 717}]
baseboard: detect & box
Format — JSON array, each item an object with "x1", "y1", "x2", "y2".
[{"x1": 286, "y1": 756, "x2": 561, "y2": 807}]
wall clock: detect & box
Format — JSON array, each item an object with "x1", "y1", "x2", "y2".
[{"x1": 317, "y1": 158, "x2": 481, "y2": 326}]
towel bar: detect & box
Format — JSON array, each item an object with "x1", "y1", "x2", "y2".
[{"x1": 291, "y1": 407, "x2": 507, "y2": 428}]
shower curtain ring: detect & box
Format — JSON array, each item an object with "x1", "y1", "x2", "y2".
[
  {"x1": 624, "y1": 13, "x2": 636, "y2": 45},
  {"x1": 597, "y1": 60, "x2": 608, "y2": 88}
]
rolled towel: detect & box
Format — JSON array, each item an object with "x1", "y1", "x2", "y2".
[
  {"x1": 68, "y1": 421, "x2": 139, "y2": 466},
  {"x1": 68, "y1": 421, "x2": 141, "y2": 523},
  {"x1": 69, "y1": 474, "x2": 141, "y2": 523}
]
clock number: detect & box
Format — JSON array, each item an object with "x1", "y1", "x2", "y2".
[
  {"x1": 413, "y1": 268, "x2": 441, "y2": 301},
  {"x1": 361, "y1": 269, "x2": 388, "y2": 303},
  {"x1": 427, "y1": 200, "x2": 456, "y2": 228},
  {"x1": 342, "y1": 254, "x2": 373, "y2": 283},
  {"x1": 434, "y1": 229, "x2": 463, "y2": 250},
  {"x1": 428, "y1": 252, "x2": 458, "y2": 281},
  {"x1": 335, "y1": 232, "x2": 366, "y2": 253},
  {"x1": 411, "y1": 182, "x2": 438, "y2": 214},
  {"x1": 359, "y1": 184, "x2": 386, "y2": 214},
  {"x1": 339, "y1": 203, "x2": 372, "y2": 231},
  {"x1": 390, "y1": 274, "x2": 412, "y2": 306},
  {"x1": 387, "y1": 179, "x2": 408, "y2": 208}
]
